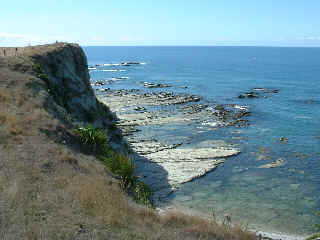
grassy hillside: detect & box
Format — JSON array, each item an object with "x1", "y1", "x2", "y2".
[{"x1": 0, "y1": 43, "x2": 256, "y2": 240}]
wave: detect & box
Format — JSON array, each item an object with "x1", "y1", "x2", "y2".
[
  {"x1": 112, "y1": 77, "x2": 129, "y2": 80},
  {"x1": 233, "y1": 105, "x2": 249, "y2": 111},
  {"x1": 102, "y1": 69, "x2": 126, "y2": 72},
  {"x1": 95, "y1": 62, "x2": 146, "y2": 67},
  {"x1": 90, "y1": 69, "x2": 126, "y2": 72},
  {"x1": 201, "y1": 120, "x2": 224, "y2": 127},
  {"x1": 103, "y1": 63, "x2": 121, "y2": 66}
]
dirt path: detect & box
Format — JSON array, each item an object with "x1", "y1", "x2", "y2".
[
  {"x1": 0, "y1": 43, "x2": 69, "y2": 57},
  {"x1": 0, "y1": 47, "x2": 22, "y2": 57}
]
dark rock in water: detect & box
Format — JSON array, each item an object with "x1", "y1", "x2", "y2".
[
  {"x1": 121, "y1": 63, "x2": 131, "y2": 66},
  {"x1": 247, "y1": 92, "x2": 260, "y2": 98},
  {"x1": 238, "y1": 88, "x2": 279, "y2": 99},
  {"x1": 94, "y1": 81, "x2": 105, "y2": 86},
  {"x1": 181, "y1": 104, "x2": 208, "y2": 114},
  {"x1": 120, "y1": 62, "x2": 142, "y2": 66},
  {"x1": 238, "y1": 92, "x2": 260, "y2": 99},
  {"x1": 214, "y1": 105, "x2": 226, "y2": 111},
  {"x1": 280, "y1": 137, "x2": 288, "y2": 142},
  {"x1": 134, "y1": 106, "x2": 146, "y2": 112},
  {"x1": 143, "y1": 82, "x2": 171, "y2": 88},
  {"x1": 252, "y1": 88, "x2": 279, "y2": 93},
  {"x1": 126, "y1": 62, "x2": 141, "y2": 65}
]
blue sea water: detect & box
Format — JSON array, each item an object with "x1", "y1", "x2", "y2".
[{"x1": 83, "y1": 46, "x2": 320, "y2": 236}]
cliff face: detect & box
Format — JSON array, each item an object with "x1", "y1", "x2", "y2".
[{"x1": 29, "y1": 43, "x2": 114, "y2": 126}]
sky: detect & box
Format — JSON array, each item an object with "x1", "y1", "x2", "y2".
[{"x1": 1, "y1": 0, "x2": 320, "y2": 47}]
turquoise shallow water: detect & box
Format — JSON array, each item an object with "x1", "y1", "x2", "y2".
[{"x1": 84, "y1": 46, "x2": 320, "y2": 236}]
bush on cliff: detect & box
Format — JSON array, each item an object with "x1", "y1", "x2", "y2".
[
  {"x1": 76, "y1": 124, "x2": 108, "y2": 152},
  {"x1": 75, "y1": 124, "x2": 153, "y2": 207}
]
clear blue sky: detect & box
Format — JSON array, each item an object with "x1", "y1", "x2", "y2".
[{"x1": 1, "y1": 0, "x2": 320, "y2": 47}]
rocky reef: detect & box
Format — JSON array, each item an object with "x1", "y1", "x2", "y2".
[{"x1": 97, "y1": 87, "x2": 249, "y2": 200}]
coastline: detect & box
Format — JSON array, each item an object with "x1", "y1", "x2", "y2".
[
  {"x1": 1, "y1": 42, "x2": 314, "y2": 239},
  {"x1": 156, "y1": 205, "x2": 306, "y2": 240},
  {"x1": 94, "y1": 84, "x2": 308, "y2": 239},
  {"x1": 96, "y1": 87, "x2": 249, "y2": 200}
]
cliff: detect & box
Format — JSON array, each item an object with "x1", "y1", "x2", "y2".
[{"x1": 0, "y1": 43, "x2": 255, "y2": 240}]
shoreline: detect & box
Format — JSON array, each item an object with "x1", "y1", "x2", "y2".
[
  {"x1": 156, "y1": 205, "x2": 306, "y2": 240},
  {"x1": 93, "y1": 83, "x2": 311, "y2": 239}
]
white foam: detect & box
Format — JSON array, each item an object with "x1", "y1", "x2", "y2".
[
  {"x1": 88, "y1": 67, "x2": 97, "y2": 70},
  {"x1": 101, "y1": 69, "x2": 126, "y2": 72},
  {"x1": 256, "y1": 231, "x2": 305, "y2": 240},
  {"x1": 103, "y1": 63, "x2": 121, "y2": 66},
  {"x1": 234, "y1": 105, "x2": 248, "y2": 111},
  {"x1": 111, "y1": 77, "x2": 129, "y2": 80},
  {"x1": 101, "y1": 62, "x2": 146, "y2": 66},
  {"x1": 201, "y1": 121, "x2": 221, "y2": 127}
]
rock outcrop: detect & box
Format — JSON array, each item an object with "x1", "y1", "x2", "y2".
[{"x1": 29, "y1": 43, "x2": 115, "y2": 127}]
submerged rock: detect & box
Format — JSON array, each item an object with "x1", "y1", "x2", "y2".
[
  {"x1": 238, "y1": 92, "x2": 260, "y2": 99},
  {"x1": 238, "y1": 88, "x2": 279, "y2": 99},
  {"x1": 134, "y1": 143, "x2": 240, "y2": 199},
  {"x1": 93, "y1": 81, "x2": 106, "y2": 86},
  {"x1": 143, "y1": 82, "x2": 171, "y2": 88},
  {"x1": 96, "y1": 88, "x2": 249, "y2": 200},
  {"x1": 258, "y1": 158, "x2": 285, "y2": 168}
]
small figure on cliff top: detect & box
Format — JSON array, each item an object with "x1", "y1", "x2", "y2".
[
  {"x1": 3, "y1": 49, "x2": 6, "y2": 56},
  {"x1": 15, "y1": 48, "x2": 18, "y2": 56}
]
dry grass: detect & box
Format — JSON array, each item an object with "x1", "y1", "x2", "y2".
[{"x1": 0, "y1": 44, "x2": 257, "y2": 240}]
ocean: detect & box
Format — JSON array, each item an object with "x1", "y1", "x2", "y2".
[{"x1": 83, "y1": 46, "x2": 320, "y2": 237}]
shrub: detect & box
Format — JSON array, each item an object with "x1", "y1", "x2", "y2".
[
  {"x1": 134, "y1": 181, "x2": 153, "y2": 207},
  {"x1": 37, "y1": 73, "x2": 49, "y2": 81},
  {"x1": 75, "y1": 124, "x2": 108, "y2": 152},
  {"x1": 33, "y1": 63, "x2": 49, "y2": 81},
  {"x1": 33, "y1": 63, "x2": 42, "y2": 73},
  {"x1": 75, "y1": 126, "x2": 153, "y2": 207},
  {"x1": 103, "y1": 154, "x2": 137, "y2": 190}
]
